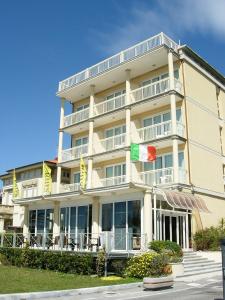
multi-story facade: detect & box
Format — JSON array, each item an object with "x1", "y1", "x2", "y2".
[{"x1": 1, "y1": 33, "x2": 225, "y2": 252}]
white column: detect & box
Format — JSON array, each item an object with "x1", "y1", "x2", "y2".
[
  {"x1": 0, "y1": 217, "x2": 4, "y2": 232},
  {"x1": 53, "y1": 201, "x2": 60, "y2": 238},
  {"x1": 91, "y1": 197, "x2": 99, "y2": 243},
  {"x1": 23, "y1": 205, "x2": 29, "y2": 238},
  {"x1": 143, "y1": 190, "x2": 153, "y2": 245},
  {"x1": 125, "y1": 69, "x2": 131, "y2": 183},
  {"x1": 168, "y1": 51, "x2": 179, "y2": 182},
  {"x1": 56, "y1": 98, "x2": 65, "y2": 193},
  {"x1": 87, "y1": 86, "x2": 95, "y2": 189}
]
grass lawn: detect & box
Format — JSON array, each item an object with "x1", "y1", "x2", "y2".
[{"x1": 0, "y1": 265, "x2": 139, "y2": 294}]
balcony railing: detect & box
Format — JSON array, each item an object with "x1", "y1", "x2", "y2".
[
  {"x1": 59, "y1": 183, "x2": 80, "y2": 193},
  {"x1": 131, "y1": 78, "x2": 182, "y2": 103},
  {"x1": 0, "y1": 205, "x2": 13, "y2": 215},
  {"x1": 100, "y1": 175, "x2": 126, "y2": 187},
  {"x1": 138, "y1": 120, "x2": 184, "y2": 142},
  {"x1": 61, "y1": 144, "x2": 88, "y2": 162},
  {"x1": 0, "y1": 232, "x2": 147, "y2": 252},
  {"x1": 58, "y1": 33, "x2": 178, "y2": 92},
  {"x1": 100, "y1": 133, "x2": 126, "y2": 152},
  {"x1": 140, "y1": 167, "x2": 186, "y2": 186},
  {"x1": 64, "y1": 107, "x2": 89, "y2": 127},
  {"x1": 94, "y1": 94, "x2": 126, "y2": 116}
]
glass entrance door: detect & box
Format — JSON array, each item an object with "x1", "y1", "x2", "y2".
[{"x1": 160, "y1": 212, "x2": 190, "y2": 249}]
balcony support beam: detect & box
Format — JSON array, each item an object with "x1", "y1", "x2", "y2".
[
  {"x1": 144, "y1": 190, "x2": 153, "y2": 244},
  {"x1": 56, "y1": 98, "x2": 65, "y2": 193}
]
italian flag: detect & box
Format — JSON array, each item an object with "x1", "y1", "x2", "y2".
[{"x1": 131, "y1": 143, "x2": 156, "y2": 162}]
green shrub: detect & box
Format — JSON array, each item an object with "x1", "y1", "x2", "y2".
[
  {"x1": 111, "y1": 259, "x2": 128, "y2": 277},
  {"x1": 193, "y1": 225, "x2": 225, "y2": 251},
  {"x1": 148, "y1": 240, "x2": 183, "y2": 257},
  {"x1": 0, "y1": 247, "x2": 93, "y2": 275},
  {"x1": 96, "y1": 249, "x2": 106, "y2": 277},
  {"x1": 125, "y1": 252, "x2": 171, "y2": 279}
]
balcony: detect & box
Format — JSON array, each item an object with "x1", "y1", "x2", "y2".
[
  {"x1": 59, "y1": 183, "x2": 80, "y2": 193},
  {"x1": 94, "y1": 94, "x2": 126, "y2": 116},
  {"x1": 138, "y1": 120, "x2": 184, "y2": 142},
  {"x1": 99, "y1": 175, "x2": 126, "y2": 188},
  {"x1": 61, "y1": 144, "x2": 88, "y2": 162},
  {"x1": 130, "y1": 78, "x2": 182, "y2": 104},
  {"x1": 100, "y1": 133, "x2": 126, "y2": 152},
  {"x1": 0, "y1": 205, "x2": 13, "y2": 216},
  {"x1": 58, "y1": 33, "x2": 178, "y2": 93},
  {"x1": 64, "y1": 107, "x2": 89, "y2": 127},
  {"x1": 140, "y1": 167, "x2": 186, "y2": 186}
]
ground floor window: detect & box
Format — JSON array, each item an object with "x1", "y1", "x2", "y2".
[
  {"x1": 60, "y1": 205, "x2": 92, "y2": 248},
  {"x1": 101, "y1": 200, "x2": 141, "y2": 251},
  {"x1": 28, "y1": 209, "x2": 53, "y2": 237}
]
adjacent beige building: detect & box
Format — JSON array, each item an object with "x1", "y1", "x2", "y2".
[{"x1": 1, "y1": 33, "x2": 225, "y2": 251}]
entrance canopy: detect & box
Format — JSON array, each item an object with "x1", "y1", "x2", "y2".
[{"x1": 155, "y1": 189, "x2": 210, "y2": 213}]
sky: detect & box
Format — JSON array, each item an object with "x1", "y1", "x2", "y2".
[{"x1": 0, "y1": 0, "x2": 225, "y2": 178}]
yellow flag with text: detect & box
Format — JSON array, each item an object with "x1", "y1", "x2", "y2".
[
  {"x1": 80, "y1": 156, "x2": 87, "y2": 189},
  {"x1": 42, "y1": 162, "x2": 52, "y2": 194},
  {"x1": 13, "y1": 169, "x2": 20, "y2": 199}
]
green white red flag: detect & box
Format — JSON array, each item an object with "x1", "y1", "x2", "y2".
[{"x1": 131, "y1": 143, "x2": 156, "y2": 162}]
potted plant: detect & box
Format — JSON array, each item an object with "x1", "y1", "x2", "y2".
[{"x1": 125, "y1": 252, "x2": 174, "y2": 290}]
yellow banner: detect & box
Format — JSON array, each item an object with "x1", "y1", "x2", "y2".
[
  {"x1": 80, "y1": 156, "x2": 87, "y2": 189},
  {"x1": 42, "y1": 162, "x2": 52, "y2": 194},
  {"x1": 12, "y1": 169, "x2": 19, "y2": 199}
]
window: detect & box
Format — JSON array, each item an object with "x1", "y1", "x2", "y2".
[
  {"x1": 106, "y1": 164, "x2": 126, "y2": 178},
  {"x1": 102, "y1": 203, "x2": 113, "y2": 231},
  {"x1": 73, "y1": 136, "x2": 88, "y2": 147},
  {"x1": 29, "y1": 209, "x2": 53, "y2": 235},
  {"x1": 105, "y1": 125, "x2": 126, "y2": 138},
  {"x1": 76, "y1": 104, "x2": 89, "y2": 112},
  {"x1": 73, "y1": 173, "x2": 80, "y2": 184},
  {"x1": 143, "y1": 108, "x2": 181, "y2": 128},
  {"x1": 142, "y1": 70, "x2": 179, "y2": 86},
  {"x1": 106, "y1": 90, "x2": 125, "y2": 101},
  {"x1": 144, "y1": 152, "x2": 184, "y2": 171}
]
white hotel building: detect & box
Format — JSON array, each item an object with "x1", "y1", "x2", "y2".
[{"x1": 1, "y1": 33, "x2": 225, "y2": 252}]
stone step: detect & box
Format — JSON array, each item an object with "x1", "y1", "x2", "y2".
[
  {"x1": 181, "y1": 267, "x2": 222, "y2": 277},
  {"x1": 183, "y1": 257, "x2": 209, "y2": 263},
  {"x1": 184, "y1": 262, "x2": 221, "y2": 271},
  {"x1": 184, "y1": 259, "x2": 215, "y2": 266}
]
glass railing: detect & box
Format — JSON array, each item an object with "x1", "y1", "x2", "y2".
[
  {"x1": 94, "y1": 94, "x2": 126, "y2": 116},
  {"x1": 61, "y1": 144, "x2": 88, "y2": 162},
  {"x1": 100, "y1": 133, "x2": 126, "y2": 151},
  {"x1": 140, "y1": 167, "x2": 186, "y2": 185},
  {"x1": 64, "y1": 107, "x2": 89, "y2": 127},
  {"x1": 58, "y1": 33, "x2": 178, "y2": 92},
  {"x1": 100, "y1": 175, "x2": 126, "y2": 187}
]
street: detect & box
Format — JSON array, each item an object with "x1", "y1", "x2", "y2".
[{"x1": 43, "y1": 275, "x2": 223, "y2": 300}]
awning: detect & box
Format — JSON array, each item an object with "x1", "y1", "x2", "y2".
[{"x1": 155, "y1": 189, "x2": 210, "y2": 213}]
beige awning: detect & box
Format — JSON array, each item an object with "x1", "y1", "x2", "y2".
[{"x1": 155, "y1": 189, "x2": 210, "y2": 213}]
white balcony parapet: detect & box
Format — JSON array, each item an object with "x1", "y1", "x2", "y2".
[
  {"x1": 140, "y1": 167, "x2": 186, "y2": 186},
  {"x1": 138, "y1": 120, "x2": 184, "y2": 142},
  {"x1": 60, "y1": 183, "x2": 80, "y2": 193},
  {"x1": 94, "y1": 94, "x2": 126, "y2": 116},
  {"x1": 64, "y1": 107, "x2": 89, "y2": 127},
  {"x1": 100, "y1": 133, "x2": 126, "y2": 152},
  {"x1": 61, "y1": 144, "x2": 88, "y2": 162},
  {"x1": 58, "y1": 33, "x2": 178, "y2": 92},
  {"x1": 100, "y1": 175, "x2": 126, "y2": 187},
  {"x1": 130, "y1": 78, "x2": 182, "y2": 103}
]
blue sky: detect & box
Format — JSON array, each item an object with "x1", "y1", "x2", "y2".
[{"x1": 0, "y1": 0, "x2": 225, "y2": 177}]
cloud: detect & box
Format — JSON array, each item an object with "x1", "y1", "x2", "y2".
[{"x1": 94, "y1": 0, "x2": 225, "y2": 55}]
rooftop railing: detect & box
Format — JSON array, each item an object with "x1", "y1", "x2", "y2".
[{"x1": 58, "y1": 33, "x2": 178, "y2": 92}]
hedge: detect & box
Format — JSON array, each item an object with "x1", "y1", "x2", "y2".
[{"x1": 0, "y1": 247, "x2": 93, "y2": 275}]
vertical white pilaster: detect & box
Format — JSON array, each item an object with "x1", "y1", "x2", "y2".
[
  {"x1": 53, "y1": 201, "x2": 60, "y2": 239},
  {"x1": 92, "y1": 197, "x2": 99, "y2": 241},
  {"x1": 125, "y1": 70, "x2": 131, "y2": 183},
  {"x1": 23, "y1": 205, "x2": 29, "y2": 238},
  {"x1": 143, "y1": 190, "x2": 153, "y2": 245},
  {"x1": 87, "y1": 86, "x2": 95, "y2": 189},
  {"x1": 56, "y1": 98, "x2": 65, "y2": 193},
  {"x1": 168, "y1": 51, "x2": 179, "y2": 182}
]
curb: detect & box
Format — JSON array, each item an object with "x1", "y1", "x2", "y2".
[{"x1": 0, "y1": 282, "x2": 143, "y2": 300}]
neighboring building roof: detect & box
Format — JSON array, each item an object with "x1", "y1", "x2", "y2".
[{"x1": 0, "y1": 158, "x2": 58, "y2": 179}]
